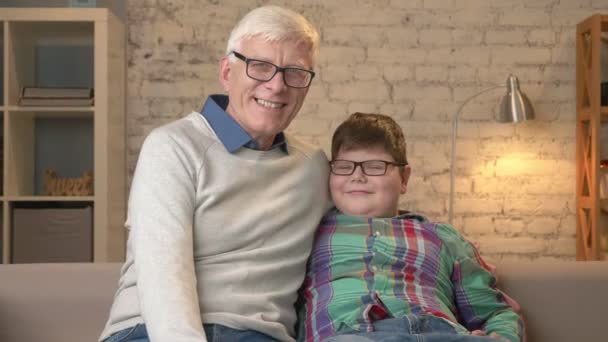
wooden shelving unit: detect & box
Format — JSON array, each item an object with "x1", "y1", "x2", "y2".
[
  {"x1": 575, "y1": 14, "x2": 608, "y2": 260},
  {"x1": 0, "y1": 8, "x2": 126, "y2": 263}
]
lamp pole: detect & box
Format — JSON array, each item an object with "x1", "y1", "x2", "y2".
[
  {"x1": 448, "y1": 75, "x2": 534, "y2": 225},
  {"x1": 448, "y1": 85, "x2": 503, "y2": 225}
]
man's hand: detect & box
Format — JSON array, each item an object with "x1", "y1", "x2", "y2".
[{"x1": 471, "y1": 330, "x2": 510, "y2": 341}]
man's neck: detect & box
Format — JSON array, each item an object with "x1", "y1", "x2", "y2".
[{"x1": 253, "y1": 136, "x2": 275, "y2": 150}]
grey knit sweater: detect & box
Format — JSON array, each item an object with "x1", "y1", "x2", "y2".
[{"x1": 100, "y1": 112, "x2": 331, "y2": 341}]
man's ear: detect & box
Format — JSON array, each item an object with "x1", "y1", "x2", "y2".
[
  {"x1": 400, "y1": 165, "x2": 412, "y2": 194},
  {"x1": 219, "y1": 55, "x2": 231, "y2": 92}
]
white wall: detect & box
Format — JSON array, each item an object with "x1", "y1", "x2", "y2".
[{"x1": 125, "y1": 0, "x2": 608, "y2": 262}]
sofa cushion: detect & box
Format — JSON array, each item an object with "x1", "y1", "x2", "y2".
[
  {"x1": 0, "y1": 263, "x2": 120, "y2": 342},
  {"x1": 1, "y1": 261, "x2": 607, "y2": 342}
]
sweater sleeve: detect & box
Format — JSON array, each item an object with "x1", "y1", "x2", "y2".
[
  {"x1": 439, "y1": 224, "x2": 523, "y2": 342},
  {"x1": 129, "y1": 128, "x2": 207, "y2": 341}
]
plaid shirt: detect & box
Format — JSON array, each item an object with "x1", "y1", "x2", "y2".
[{"x1": 297, "y1": 211, "x2": 523, "y2": 342}]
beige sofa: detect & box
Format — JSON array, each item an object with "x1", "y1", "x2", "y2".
[{"x1": 0, "y1": 261, "x2": 606, "y2": 342}]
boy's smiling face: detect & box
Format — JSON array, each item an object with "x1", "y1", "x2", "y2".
[{"x1": 330, "y1": 147, "x2": 411, "y2": 218}]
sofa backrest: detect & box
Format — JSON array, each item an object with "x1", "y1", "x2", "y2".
[{"x1": 496, "y1": 261, "x2": 608, "y2": 342}]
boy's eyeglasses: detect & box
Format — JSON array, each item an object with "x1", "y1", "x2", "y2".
[
  {"x1": 330, "y1": 160, "x2": 407, "y2": 176},
  {"x1": 231, "y1": 51, "x2": 315, "y2": 88}
]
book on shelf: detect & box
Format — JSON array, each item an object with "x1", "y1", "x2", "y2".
[
  {"x1": 21, "y1": 87, "x2": 94, "y2": 99},
  {"x1": 19, "y1": 97, "x2": 94, "y2": 107}
]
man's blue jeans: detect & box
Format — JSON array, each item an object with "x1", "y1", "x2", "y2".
[
  {"x1": 323, "y1": 315, "x2": 503, "y2": 342},
  {"x1": 103, "y1": 323, "x2": 278, "y2": 342}
]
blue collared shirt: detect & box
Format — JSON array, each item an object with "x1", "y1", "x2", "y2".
[{"x1": 200, "y1": 95, "x2": 287, "y2": 153}]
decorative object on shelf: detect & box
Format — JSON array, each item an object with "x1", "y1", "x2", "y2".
[
  {"x1": 22, "y1": 86, "x2": 93, "y2": 98},
  {"x1": 19, "y1": 97, "x2": 94, "y2": 106},
  {"x1": 19, "y1": 86, "x2": 94, "y2": 106},
  {"x1": 44, "y1": 168, "x2": 94, "y2": 196},
  {"x1": 448, "y1": 74, "x2": 535, "y2": 224}
]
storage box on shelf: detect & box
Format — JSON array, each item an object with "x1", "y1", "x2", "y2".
[
  {"x1": 12, "y1": 205, "x2": 93, "y2": 263},
  {"x1": 0, "y1": 8, "x2": 126, "y2": 264},
  {"x1": 576, "y1": 14, "x2": 608, "y2": 260}
]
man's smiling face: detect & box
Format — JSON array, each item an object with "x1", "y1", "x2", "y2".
[{"x1": 219, "y1": 35, "x2": 313, "y2": 150}]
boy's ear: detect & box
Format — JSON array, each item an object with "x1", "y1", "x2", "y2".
[{"x1": 400, "y1": 165, "x2": 412, "y2": 194}]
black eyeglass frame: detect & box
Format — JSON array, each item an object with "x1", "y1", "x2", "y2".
[
  {"x1": 231, "y1": 51, "x2": 316, "y2": 88},
  {"x1": 329, "y1": 159, "x2": 408, "y2": 176}
]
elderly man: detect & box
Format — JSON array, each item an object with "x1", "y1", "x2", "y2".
[{"x1": 100, "y1": 5, "x2": 331, "y2": 342}]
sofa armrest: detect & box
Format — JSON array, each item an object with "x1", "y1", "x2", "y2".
[
  {"x1": 0, "y1": 263, "x2": 121, "y2": 342},
  {"x1": 495, "y1": 261, "x2": 608, "y2": 342}
]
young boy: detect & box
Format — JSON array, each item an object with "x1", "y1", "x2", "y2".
[{"x1": 297, "y1": 113, "x2": 523, "y2": 342}]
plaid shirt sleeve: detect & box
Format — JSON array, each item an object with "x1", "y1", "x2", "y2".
[{"x1": 438, "y1": 223, "x2": 524, "y2": 342}]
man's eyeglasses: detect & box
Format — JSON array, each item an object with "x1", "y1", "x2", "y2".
[
  {"x1": 232, "y1": 51, "x2": 315, "y2": 88},
  {"x1": 329, "y1": 160, "x2": 407, "y2": 176}
]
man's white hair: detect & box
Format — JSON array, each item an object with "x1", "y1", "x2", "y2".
[{"x1": 226, "y1": 5, "x2": 320, "y2": 66}]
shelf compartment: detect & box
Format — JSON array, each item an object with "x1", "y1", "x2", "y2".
[
  {"x1": 598, "y1": 200, "x2": 608, "y2": 257},
  {"x1": 0, "y1": 202, "x2": 4, "y2": 264},
  {"x1": 5, "y1": 110, "x2": 94, "y2": 197},
  {"x1": 1, "y1": 21, "x2": 4, "y2": 107},
  {"x1": 0, "y1": 111, "x2": 3, "y2": 197},
  {"x1": 6, "y1": 21, "x2": 94, "y2": 107}
]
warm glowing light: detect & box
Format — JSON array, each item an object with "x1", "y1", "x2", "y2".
[{"x1": 495, "y1": 156, "x2": 540, "y2": 177}]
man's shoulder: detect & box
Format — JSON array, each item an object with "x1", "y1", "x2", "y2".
[
  {"x1": 154, "y1": 111, "x2": 210, "y2": 133},
  {"x1": 147, "y1": 112, "x2": 217, "y2": 146}
]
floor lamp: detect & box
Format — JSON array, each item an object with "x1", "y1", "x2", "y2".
[{"x1": 448, "y1": 75, "x2": 535, "y2": 224}]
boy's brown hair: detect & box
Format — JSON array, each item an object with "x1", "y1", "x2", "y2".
[{"x1": 331, "y1": 112, "x2": 408, "y2": 165}]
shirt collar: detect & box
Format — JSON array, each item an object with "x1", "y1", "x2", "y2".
[
  {"x1": 200, "y1": 94, "x2": 288, "y2": 153},
  {"x1": 329, "y1": 208, "x2": 429, "y2": 223}
]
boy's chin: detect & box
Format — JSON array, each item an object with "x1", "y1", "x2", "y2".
[{"x1": 336, "y1": 206, "x2": 396, "y2": 218}]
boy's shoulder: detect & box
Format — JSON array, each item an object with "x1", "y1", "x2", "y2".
[{"x1": 394, "y1": 211, "x2": 471, "y2": 247}]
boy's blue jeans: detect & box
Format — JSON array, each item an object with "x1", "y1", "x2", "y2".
[
  {"x1": 104, "y1": 316, "x2": 503, "y2": 342},
  {"x1": 324, "y1": 315, "x2": 502, "y2": 342},
  {"x1": 103, "y1": 323, "x2": 278, "y2": 342}
]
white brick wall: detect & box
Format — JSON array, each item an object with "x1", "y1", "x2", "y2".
[{"x1": 125, "y1": 0, "x2": 606, "y2": 261}]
